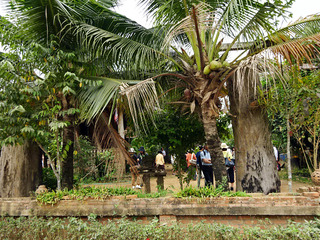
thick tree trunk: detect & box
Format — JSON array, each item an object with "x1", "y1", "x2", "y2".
[
  {"x1": 227, "y1": 73, "x2": 280, "y2": 194},
  {"x1": 201, "y1": 105, "x2": 226, "y2": 183},
  {"x1": 0, "y1": 141, "x2": 41, "y2": 197}
]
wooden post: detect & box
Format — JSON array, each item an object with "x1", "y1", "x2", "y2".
[
  {"x1": 156, "y1": 175, "x2": 164, "y2": 191},
  {"x1": 142, "y1": 172, "x2": 151, "y2": 193},
  {"x1": 156, "y1": 171, "x2": 166, "y2": 191}
]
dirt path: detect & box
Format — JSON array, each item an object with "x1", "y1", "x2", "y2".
[{"x1": 84, "y1": 164, "x2": 313, "y2": 194}]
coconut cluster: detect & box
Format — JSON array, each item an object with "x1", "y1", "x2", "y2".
[{"x1": 203, "y1": 60, "x2": 230, "y2": 75}]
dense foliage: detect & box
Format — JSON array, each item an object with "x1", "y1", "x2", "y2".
[
  {"x1": 131, "y1": 106, "x2": 205, "y2": 153},
  {"x1": 1, "y1": 216, "x2": 320, "y2": 240},
  {"x1": 261, "y1": 67, "x2": 320, "y2": 171}
]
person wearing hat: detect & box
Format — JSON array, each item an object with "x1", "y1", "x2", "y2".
[
  {"x1": 137, "y1": 146, "x2": 147, "y2": 165},
  {"x1": 200, "y1": 144, "x2": 214, "y2": 186},
  {"x1": 221, "y1": 143, "x2": 235, "y2": 191}
]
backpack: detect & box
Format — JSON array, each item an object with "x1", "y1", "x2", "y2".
[{"x1": 225, "y1": 157, "x2": 235, "y2": 167}]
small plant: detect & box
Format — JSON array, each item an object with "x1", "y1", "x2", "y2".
[
  {"x1": 175, "y1": 185, "x2": 250, "y2": 198},
  {"x1": 36, "y1": 186, "x2": 138, "y2": 205},
  {"x1": 137, "y1": 186, "x2": 172, "y2": 198}
]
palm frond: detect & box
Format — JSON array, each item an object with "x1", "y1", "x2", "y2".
[
  {"x1": 266, "y1": 15, "x2": 320, "y2": 64},
  {"x1": 7, "y1": 0, "x2": 76, "y2": 45},
  {"x1": 72, "y1": 22, "x2": 167, "y2": 71},
  {"x1": 78, "y1": 77, "x2": 140, "y2": 123},
  {"x1": 220, "y1": 2, "x2": 279, "y2": 61},
  {"x1": 120, "y1": 78, "x2": 160, "y2": 134},
  {"x1": 93, "y1": 112, "x2": 137, "y2": 179},
  {"x1": 233, "y1": 54, "x2": 289, "y2": 109}
]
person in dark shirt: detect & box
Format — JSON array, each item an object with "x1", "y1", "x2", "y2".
[
  {"x1": 196, "y1": 145, "x2": 204, "y2": 187},
  {"x1": 137, "y1": 146, "x2": 147, "y2": 166},
  {"x1": 130, "y1": 147, "x2": 147, "y2": 189}
]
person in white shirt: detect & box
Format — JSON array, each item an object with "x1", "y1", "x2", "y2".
[{"x1": 155, "y1": 151, "x2": 165, "y2": 171}]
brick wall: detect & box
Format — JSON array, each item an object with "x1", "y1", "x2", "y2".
[{"x1": 1, "y1": 193, "x2": 319, "y2": 227}]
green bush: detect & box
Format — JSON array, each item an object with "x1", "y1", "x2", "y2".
[
  {"x1": 36, "y1": 186, "x2": 139, "y2": 205},
  {"x1": 1, "y1": 217, "x2": 320, "y2": 239},
  {"x1": 175, "y1": 185, "x2": 250, "y2": 198},
  {"x1": 42, "y1": 167, "x2": 57, "y2": 190}
]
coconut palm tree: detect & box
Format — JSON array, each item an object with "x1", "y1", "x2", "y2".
[{"x1": 72, "y1": 0, "x2": 320, "y2": 193}]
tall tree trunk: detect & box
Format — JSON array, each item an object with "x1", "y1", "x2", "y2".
[
  {"x1": 178, "y1": 156, "x2": 183, "y2": 190},
  {"x1": 286, "y1": 116, "x2": 293, "y2": 192},
  {"x1": 0, "y1": 141, "x2": 41, "y2": 197},
  {"x1": 61, "y1": 95, "x2": 74, "y2": 190},
  {"x1": 117, "y1": 109, "x2": 126, "y2": 176},
  {"x1": 227, "y1": 72, "x2": 280, "y2": 194},
  {"x1": 118, "y1": 109, "x2": 125, "y2": 139},
  {"x1": 201, "y1": 104, "x2": 226, "y2": 183}
]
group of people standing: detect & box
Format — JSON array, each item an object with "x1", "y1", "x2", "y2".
[
  {"x1": 131, "y1": 143, "x2": 236, "y2": 191},
  {"x1": 186, "y1": 143, "x2": 235, "y2": 190}
]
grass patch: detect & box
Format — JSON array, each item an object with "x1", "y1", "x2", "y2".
[{"x1": 278, "y1": 168, "x2": 313, "y2": 184}]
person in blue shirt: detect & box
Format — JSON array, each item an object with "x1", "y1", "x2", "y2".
[{"x1": 200, "y1": 144, "x2": 213, "y2": 186}]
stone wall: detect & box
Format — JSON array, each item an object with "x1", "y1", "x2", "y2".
[{"x1": 1, "y1": 193, "x2": 320, "y2": 227}]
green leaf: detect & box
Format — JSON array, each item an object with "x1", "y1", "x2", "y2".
[
  {"x1": 21, "y1": 125, "x2": 35, "y2": 133},
  {"x1": 62, "y1": 86, "x2": 76, "y2": 95},
  {"x1": 9, "y1": 105, "x2": 26, "y2": 115}
]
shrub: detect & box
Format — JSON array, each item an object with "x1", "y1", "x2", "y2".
[{"x1": 175, "y1": 185, "x2": 250, "y2": 198}]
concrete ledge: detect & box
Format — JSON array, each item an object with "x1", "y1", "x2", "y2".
[{"x1": 1, "y1": 196, "x2": 320, "y2": 217}]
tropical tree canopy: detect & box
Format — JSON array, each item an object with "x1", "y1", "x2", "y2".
[{"x1": 3, "y1": 0, "x2": 320, "y2": 191}]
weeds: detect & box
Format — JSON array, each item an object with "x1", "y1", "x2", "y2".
[
  {"x1": 175, "y1": 185, "x2": 250, "y2": 198},
  {"x1": 1, "y1": 216, "x2": 320, "y2": 240},
  {"x1": 36, "y1": 185, "x2": 250, "y2": 205},
  {"x1": 36, "y1": 186, "x2": 138, "y2": 205}
]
